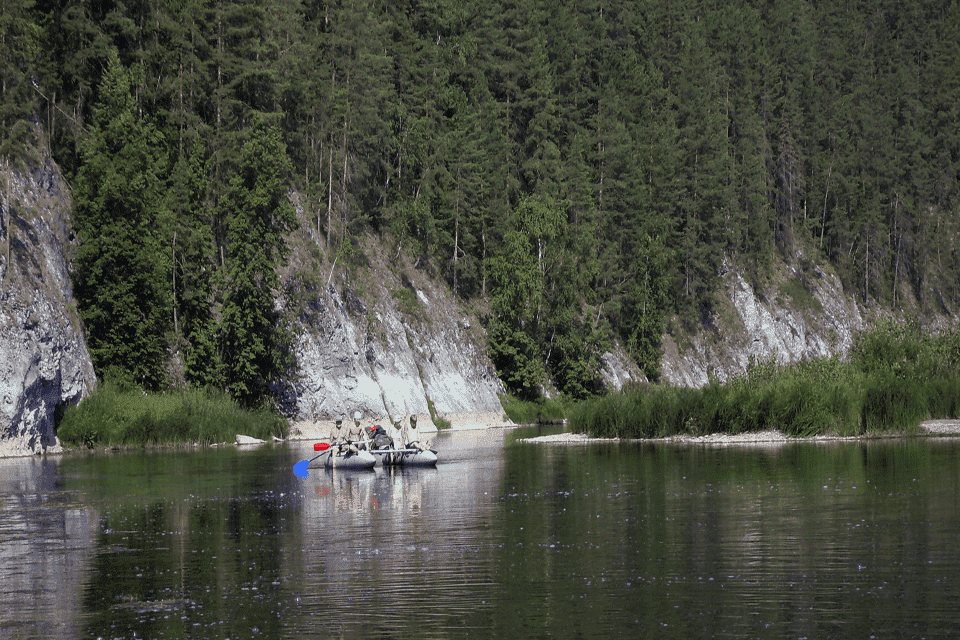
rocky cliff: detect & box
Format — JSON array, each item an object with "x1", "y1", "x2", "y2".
[
  {"x1": 660, "y1": 259, "x2": 956, "y2": 388},
  {"x1": 280, "y1": 210, "x2": 510, "y2": 432},
  {"x1": 0, "y1": 153, "x2": 96, "y2": 457},
  {"x1": 4, "y1": 150, "x2": 952, "y2": 453}
]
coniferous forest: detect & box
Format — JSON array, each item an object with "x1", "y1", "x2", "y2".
[{"x1": 2, "y1": 0, "x2": 960, "y2": 409}]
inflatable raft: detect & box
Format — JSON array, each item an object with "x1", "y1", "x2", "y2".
[
  {"x1": 323, "y1": 447, "x2": 377, "y2": 470},
  {"x1": 371, "y1": 447, "x2": 438, "y2": 467}
]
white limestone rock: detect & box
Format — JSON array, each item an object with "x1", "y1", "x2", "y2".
[{"x1": 1, "y1": 155, "x2": 96, "y2": 457}]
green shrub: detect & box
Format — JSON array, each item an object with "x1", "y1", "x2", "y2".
[
  {"x1": 57, "y1": 383, "x2": 287, "y2": 448},
  {"x1": 925, "y1": 377, "x2": 960, "y2": 419},
  {"x1": 569, "y1": 322, "x2": 960, "y2": 439},
  {"x1": 860, "y1": 374, "x2": 928, "y2": 433},
  {"x1": 500, "y1": 394, "x2": 574, "y2": 425},
  {"x1": 425, "y1": 396, "x2": 451, "y2": 429}
]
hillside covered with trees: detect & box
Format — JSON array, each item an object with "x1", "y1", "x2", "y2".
[{"x1": 2, "y1": 0, "x2": 959, "y2": 408}]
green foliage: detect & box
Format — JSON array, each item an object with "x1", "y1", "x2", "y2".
[
  {"x1": 57, "y1": 379, "x2": 287, "y2": 448},
  {"x1": 0, "y1": 0, "x2": 42, "y2": 163},
  {"x1": 777, "y1": 276, "x2": 823, "y2": 315},
  {"x1": 389, "y1": 285, "x2": 424, "y2": 321},
  {"x1": 616, "y1": 234, "x2": 672, "y2": 381},
  {"x1": 859, "y1": 374, "x2": 928, "y2": 434},
  {"x1": 488, "y1": 196, "x2": 606, "y2": 399},
  {"x1": 488, "y1": 319, "x2": 546, "y2": 401},
  {"x1": 72, "y1": 50, "x2": 170, "y2": 389},
  {"x1": 170, "y1": 137, "x2": 222, "y2": 389},
  {"x1": 425, "y1": 396, "x2": 451, "y2": 430},
  {"x1": 500, "y1": 394, "x2": 574, "y2": 426},
  {"x1": 19, "y1": 0, "x2": 960, "y2": 401},
  {"x1": 571, "y1": 323, "x2": 960, "y2": 438},
  {"x1": 850, "y1": 319, "x2": 938, "y2": 379},
  {"x1": 218, "y1": 115, "x2": 297, "y2": 408}
]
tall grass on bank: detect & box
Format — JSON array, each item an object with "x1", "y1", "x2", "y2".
[
  {"x1": 57, "y1": 381, "x2": 288, "y2": 448},
  {"x1": 501, "y1": 394, "x2": 575, "y2": 425},
  {"x1": 570, "y1": 320, "x2": 960, "y2": 438}
]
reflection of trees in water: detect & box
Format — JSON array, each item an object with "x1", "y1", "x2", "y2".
[
  {"x1": 0, "y1": 457, "x2": 98, "y2": 639},
  {"x1": 72, "y1": 490, "x2": 297, "y2": 640}
]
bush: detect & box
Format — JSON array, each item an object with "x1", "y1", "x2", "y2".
[
  {"x1": 569, "y1": 322, "x2": 960, "y2": 439},
  {"x1": 57, "y1": 382, "x2": 288, "y2": 448},
  {"x1": 501, "y1": 394, "x2": 574, "y2": 425},
  {"x1": 925, "y1": 377, "x2": 960, "y2": 419},
  {"x1": 860, "y1": 374, "x2": 928, "y2": 433}
]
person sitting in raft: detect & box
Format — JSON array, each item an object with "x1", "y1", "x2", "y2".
[
  {"x1": 330, "y1": 417, "x2": 358, "y2": 454},
  {"x1": 373, "y1": 424, "x2": 393, "y2": 449},
  {"x1": 387, "y1": 417, "x2": 404, "y2": 450},
  {"x1": 405, "y1": 414, "x2": 430, "y2": 452},
  {"x1": 352, "y1": 411, "x2": 368, "y2": 450}
]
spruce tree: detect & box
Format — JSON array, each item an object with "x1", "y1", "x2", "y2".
[
  {"x1": 0, "y1": 0, "x2": 42, "y2": 160},
  {"x1": 218, "y1": 114, "x2": 296, "y2": 408},
  {"x1": 168, "y1": 136, "x2": 221, "y2": 389},
  {"x1": 72, "y1": 50, "x2": 170, "y2": 388}
]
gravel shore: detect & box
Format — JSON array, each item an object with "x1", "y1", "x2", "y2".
[{"x1": 518, "y1": 419, "x2": 960, "y2": 445}]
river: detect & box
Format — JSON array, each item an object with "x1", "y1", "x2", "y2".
[{"x1": 2, "y1": 427, "x2": 960, "y2": 639}]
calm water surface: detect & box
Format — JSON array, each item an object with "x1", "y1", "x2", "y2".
[{"x1": 2, "y1": 428, "x2": 960, "y2": 639}]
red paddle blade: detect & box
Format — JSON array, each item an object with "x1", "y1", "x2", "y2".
[{"x1": 314, "y1": 442, "x2": 331, "y2": 451}]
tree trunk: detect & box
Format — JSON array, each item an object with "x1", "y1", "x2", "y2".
[
  {"x1": 2, "y1": 161, "x2": 10, "y2": 287},
  {"x1": 172, "y1": 229, "x2": 179, "y2": 340},
  {"x1": 453, "y1": 213, "x2": 459, "y2": 298},
  {"x1": 326, "y1": 144, "x2": 333, "y2": 251}
]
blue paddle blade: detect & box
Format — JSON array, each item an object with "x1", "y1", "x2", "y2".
[{"x1": 294, "y1": 459, "x2": 310, "y2": 478}]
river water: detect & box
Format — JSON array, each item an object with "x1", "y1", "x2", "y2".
[{"x1": 2, "y1": 427, "x2": 960, "y2": 639}]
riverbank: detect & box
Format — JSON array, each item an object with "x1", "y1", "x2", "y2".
[
  {"x1": 568, "y1": 323, "x2": 960, "y2": 441},
  {"x1": 519, "y1": 419, "x2": 960, "y2": 445},
  {"x1": 47, "y1": 382, "x2": 285, "y2": 455},
  {"x1": 0, "y1": 410, "x2": 514, "y2": 458}
]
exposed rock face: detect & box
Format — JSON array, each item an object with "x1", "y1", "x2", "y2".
[
  {"x1": 289, "y1": 273, "x2": 505, "y2": 427},
  {"x1": 661, "y1": 266, "x2": 869, "y2": 387},
  {"x1": 6, "y1": 149, "x2": 950, "y2": 454},
  {"x1": 599, "y1": 347, "x2": 646, "y2": 390},
  {"x1": 0, "y1": 155, "x2": 96, "y2": 457}
]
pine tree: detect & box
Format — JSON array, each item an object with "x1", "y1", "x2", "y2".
[
  {"x1": 218, "y1": 114, "x2": 296, "y2": 407},
  {"x1": 72, "y1": 49, "x2": 170, "y2": 388},
  {"x1": 0, "y1": 0, "x2": 42, "y2": 161},
  {"x1": 168, "y1": 135, "x2": 221, "y2": 388}
]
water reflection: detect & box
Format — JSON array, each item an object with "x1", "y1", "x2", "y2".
[
  {"x1": 296, "y1": 430, "x2": 507, "y2": 638},
  {"x1": 492, "y1": 437, "x2": 960, "y2": 638},
  {"x1": 0, "y1": 456, "x2": 97, "y2": 639},
  {"x1": 4, "y1": 433, "x2": 960, "y2": 638}
]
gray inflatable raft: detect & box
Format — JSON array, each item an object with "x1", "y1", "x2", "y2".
[
  {"x1": 323, "y1": 448, "x2": 377, "y2": 469},
  {"x1": 371, "y1": 447, "x2": 438, "y2": 467}
]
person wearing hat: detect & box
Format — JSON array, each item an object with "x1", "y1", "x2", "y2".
[
  {"x1": 329, "y1": 416, "x2": 358, "y2": 454},
  {"x1": 387, "y1": 416, "x2": 404, "y2": 449},
  {"x1": 406, "y1": 414, "x2": 429, "y2": 452},
  {"x1": 328, "y1": 418, "x2": 350, "y2": 449},
  {"x1": 352, "y1": 411, "x2": 370, "y2": 449}
]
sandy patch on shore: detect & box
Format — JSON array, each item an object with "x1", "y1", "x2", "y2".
[
  {"x1": 0, "y1": 438, "x2": 62, "y2": 458},
  {"x1": 444, "y1": 412, "x2": 516, "y2": 431},
  {"x1": 289, "y1": 411, "x2": 514, "y2": 441},
  {"x1": 919, "y1": 419, "x2": 960, "y2": 435}
]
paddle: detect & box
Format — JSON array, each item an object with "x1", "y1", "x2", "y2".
[{"x1": 293, "y1": 442, "x2": 332, "y2": 478}]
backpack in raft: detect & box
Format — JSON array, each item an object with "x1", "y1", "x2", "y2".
[{"x1": 369, "y1": 424, "x2": 393, "y2": 449}]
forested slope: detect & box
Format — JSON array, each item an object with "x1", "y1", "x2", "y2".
[{"x1": 2, "y1": 0, "x2": 959, "y2": 406}]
